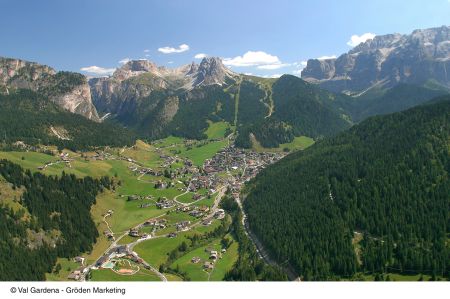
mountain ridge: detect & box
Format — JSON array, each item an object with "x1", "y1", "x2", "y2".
[
  {"x1": 302, "y1": 25, "x2": 450, "y2": 94},
  {"x1": 0, "y1": 57, "x2": 100, "y2": 121}
]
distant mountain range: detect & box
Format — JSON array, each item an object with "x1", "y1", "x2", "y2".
[
  {"x1": 302, "y1": 26, "x2": 450, "y2": 95},
  {"x1": 89, "y1": 57, "x2": 236, "y2": 116},
  {"x1": 89, "y1": 57, "x2": 351, "y2": 146},
  {"x1": 0, "y1": 25, "x2": 449, "y2": 149}
]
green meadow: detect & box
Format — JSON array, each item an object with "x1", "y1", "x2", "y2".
[{"x1": 90, "y1": 268, "x2": 161, "y2": 281}]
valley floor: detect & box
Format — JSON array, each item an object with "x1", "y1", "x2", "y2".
[{"x1": 0, "y1": 126, "x2": 311, "y2": 281}]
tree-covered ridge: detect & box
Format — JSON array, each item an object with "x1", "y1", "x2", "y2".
[
  {"x1": 0, "y1": 89, "x2": 135, "y2": 151},
  {"x1": 235, "y1": 75, "x2": 352, "y2": 148},
  {"x1": 167, "y1": 85, "x2": 235, "y2": 140},
  {"x1": 220, "y1": 195, "x2": 288, "y2": 281},
  {"x1": 338, "y1": 83, "x2": 449, "y2": 122},
  {"x1": 89, "y1": 72, "x2": 352, "y2": 147},
  {"x1": 0, "y1": 159, "x2": 111, "y2": 280},
  {"x1": 39, "y1": 71, "x2": 86, "y2": 97},
  {"x1": 243, "y1": 98, "x2": 450, "y2": 280}
]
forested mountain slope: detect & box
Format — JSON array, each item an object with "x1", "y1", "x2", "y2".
[
  {"x1": 0, "y1": 90, "x2": 135, "y2": 151},
  {"x1": 90, "y1": 58, "x2": 352, "y2": 148},
  {"x1": 335, "y1": 83, "x2": 449, "y2": 122},
  {"x1": 243, "y1": 98, "x2": 450, "y2": 280},
  {"x1": 234, "y1": 75, "x2": 351, "y2": 148},
  {"x1": 0, "y1": 160, "x2": 112, "y2": 280}
]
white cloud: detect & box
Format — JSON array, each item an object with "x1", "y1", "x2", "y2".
[
  {"x1": 144, "y1": 49, "x2": 150, "y2": 53},
  {"x1": 194, "y1": 53, "x2": 207, "y2": 59},
  {"x1": 168, "y1": 61, "x2": 174, "y2": 64},
  {"x1": 119, "y1": 58, "x2": 131, "y2": 64},
  {"x1": 80, "y1": 66, "x2": 115, "y2": 76},
  {"x1": 347, "y1": 33, "x2": 376, "y2": 47},
  {"x1": 145, "y1": 54, "x2": 150, "y2": 57},
  {"x1": 317, "y1": 55, "x2": 337, "y2": 60},
  {"x1": 263, "y1": 74, "x2": 282, "y2": 78},
  {"x1": 244, "y1": 72, "x2": 253, "y2": 76},
  {"x1": 290, "y1": 61, "x2": 307, "y2": 77},
  {"x1": 158, "y1": 44, "x2": 190, "y2": 54},
  {"x1": 257, "y1": 63, "x2": 290, "y2": 70},
  {"x1": 223, "y1": 51, "x2": 281, "y2": 67}
]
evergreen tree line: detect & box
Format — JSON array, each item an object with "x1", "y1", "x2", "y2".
[
  {"x1": 235, "y1": 75, "x2": 351, "y2": 148},
  {"x1": 221, "y1": 195, "x2": 288, "y2": 281},
  {"x1": 0, "y1": 159, "x2": 111, "y2": 280},
  {"x1": 243, "y1": 98, "x2": 450, "y2": 280},
  {"x1": 0, "y1": 90, "x2": 136, "y2": 151}
]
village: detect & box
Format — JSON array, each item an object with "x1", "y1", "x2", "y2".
[{"x1": 25, "y1": 136, "x2": 288, "y2": 282}]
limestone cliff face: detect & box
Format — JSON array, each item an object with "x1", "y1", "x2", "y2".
[
  {"x1": 0, "y1": 57, "x2": 99, "y2": 121},
  {"x1": 50, "y1": 83, "x2": 99, "y2": 121},
  {"x1": 302, "y1": 26, "x2": 450, "y2": 94}
]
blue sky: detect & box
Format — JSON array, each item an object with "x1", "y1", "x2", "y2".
[{"x1": 1, "y1": 0, "x2": 449, "y2": 77}]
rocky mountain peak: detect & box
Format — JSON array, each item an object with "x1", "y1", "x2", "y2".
[
  {"x1": 185, "y1": 62, "x2": 199, "y2": 76},
  {"x1": 113, "y1": 59, "x2": 159, "y2": 81},
  {"x1": 302, "y1": 25, "x2": 450, "y2": 94},
  {"x1": 0, "y1": 57, "x2": 56, "y2": 87},
  {"x1": 192, "y1": 57, "x2": 235, "y2": 87},
  {"x1": 0, "y1": 56, "x2": 99, "y2": 121}
]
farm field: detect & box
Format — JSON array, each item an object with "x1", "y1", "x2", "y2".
[
  {"x1": 279, "y1": 136, "x2": 315, "y2": 151},
  {"x1": 134, "y1": 232, "x2": 195, "y2": 268},
  {"x1": 204, "y1": 121, "x2": 231, "y2": 139},
  {"x1": 170, "y1": 240, "x2": 221, "y2": 281},
  {"x1": 178, "y1": 139, "x2": 228, "y2": 166},
  {"x1": 209, "y1": 235, "x2": 239, "y2": 281},
  {"x1": 251, "y1": 135, "x2": 315, "y2": 153},
  {"x1": 90, "y1": 268, "x2": 161, "y2": 281}
]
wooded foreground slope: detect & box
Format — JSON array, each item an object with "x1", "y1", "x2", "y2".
[{"x1": 244, "y1": 97, "x2": 450, "y2": 280}]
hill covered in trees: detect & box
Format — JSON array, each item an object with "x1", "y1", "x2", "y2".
[
  {"x1": 0, "y1": 160, "x2": 111, "y2": 280},
  {"x1": 243, "y1": 98, "x2": 450, "y2": 280},
  {"x1": 88, "y1": 58, "x2": 352, "y2": 148},
  {"x1": 334, "y1": 83, "x2": 449, "y2": 123},
  {"x1": 0, "y1": 90, "x2": 136, "y2": 151},
  {"x1": 235, "y1": 75, "x2": 352, "y2": 148}
]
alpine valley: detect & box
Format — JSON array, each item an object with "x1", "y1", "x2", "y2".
[{"x1": 0, "y1": 25, "x2": 449, "y2": 282}]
